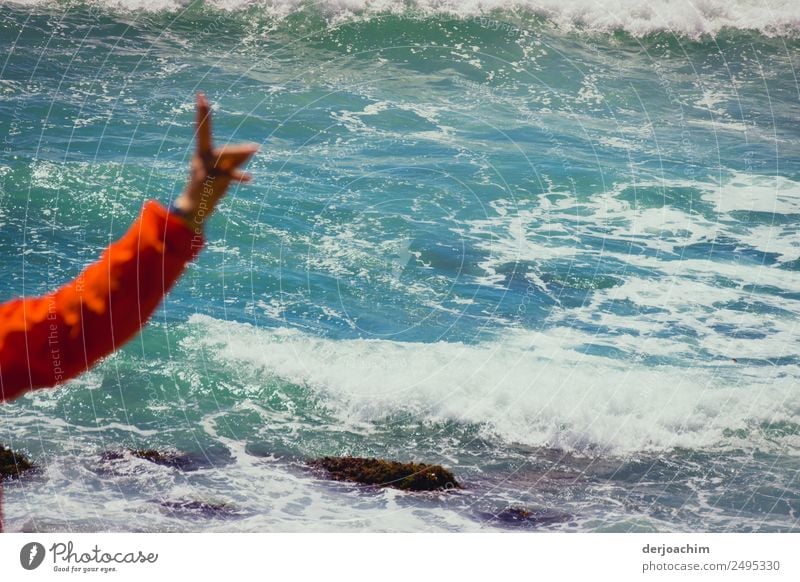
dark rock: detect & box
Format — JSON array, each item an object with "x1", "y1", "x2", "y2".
[
  {"x1": 0, "y1": 444, "x2": 33, "y2": 480},
  {"x1": 308, "y1": 456, "x2": 461, "y2": 492},
  {"x1": 100, "y1": 448, "x2": 191, "y2": 470},
  {"x1": 99, "y1": 446, "x2": 233, "y2": 472},
  {"x1": 157, "y1": 499, "x2": 239, "y2": 519},
  {"x1": 490, "y1": 506, "x2": 572, "y2": 527},
  {"x1": 130, "y1": 449, "x2": 189, "y2": 468}
]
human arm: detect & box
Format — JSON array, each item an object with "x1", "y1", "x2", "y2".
[
  {"x1": 0, "y1": 93, "x2": 258, "y2": 402},
  {"x1": 0, "y1": 201, "x2": 199, "y2": 401}
]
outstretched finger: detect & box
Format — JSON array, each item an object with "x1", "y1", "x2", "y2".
[
  {"x1": 196, "y1": 92, "x2": 213, "y2": 158},
  {"x1": 216, "y1": 143, "x2": 260, "y2": 156},
  {"x1": 213, "y1": 144, "x2": 259, "y2": 172}
]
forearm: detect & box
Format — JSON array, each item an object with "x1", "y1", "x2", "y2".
[{"x1": 0, "y1": 201, "x2": 203, "y2": 402}]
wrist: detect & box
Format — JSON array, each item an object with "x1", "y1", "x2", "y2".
[
  {"x1": 168, "y1": 197, "x2": 197, "y2": 230},
  {"x1": 168, "y1": 199, "x2": 188, "y2": 218},
  {"x1": 170, "y1": 195, "x2": 202, "y2": 231}
]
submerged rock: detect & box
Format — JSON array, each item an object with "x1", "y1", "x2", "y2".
[
  {"x1": 99, "y1": 446, "x2": 233, "y2": 472},
  {"x1": 100, "y1": 448, "x2": 192, "y2": 470},
  {"x1": 157, "y1": 499, "x2": 239, "y2": 519},
  {"x1": 0, "y1": 445, "x2": 33, "y2": 479},
  {"x1": 489, "y1": 506, "x2": 572, "y2": 528},
  {"x1": 130, "y1": 449, "x2": 188, "y2": 468},
  {"x1": 309, "y1": 456, "x2": 461, "y2": 492}
]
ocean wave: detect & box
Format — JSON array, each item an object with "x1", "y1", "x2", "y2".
[
  {"x1": 6, "y1": 0, "x2": 800, "y2": 38},
  {"x1": 181, "y1": 314, "x2": 800, "y2": 455}
]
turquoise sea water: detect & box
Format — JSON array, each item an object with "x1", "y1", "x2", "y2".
[{"x1": 0, "y1": 0, "x2": 798, "y2": 532}]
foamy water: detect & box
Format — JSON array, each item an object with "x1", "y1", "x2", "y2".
[
  {"x1": 7, "y1": 0, "x2": 800, "y2": 37},
  {"x1": 0, "y1": 0, "x2": 798, "y2": 532},
  {"x1": 183, "y1": 314, "x2": 800, "y2": 454}
]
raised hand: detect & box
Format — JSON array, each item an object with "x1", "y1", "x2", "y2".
[{"x1": 173, "y1": 92, "x2": 259, "y2": 231}]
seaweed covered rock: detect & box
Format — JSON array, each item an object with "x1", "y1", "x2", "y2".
[
  {"x1": 0, "y1": 444, "x2": 33, "y2": 479},
  {"x1": 309, "y1": 456, "x2": 461, "y2": 492}
]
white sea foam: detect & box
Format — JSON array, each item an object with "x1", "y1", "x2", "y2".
[
  {"x1": 704, "y1": 172, "x2": 800, "y2": 215},
  {"x1": 6, "y1": 0, "x2": 800, "y2": 37},
  {"x1": 471, "y1": 173, "x2": 800, "y2": 362},
  {"x1": 476, "y1": 172, "x2": 800, "y2": 274},
  {"x1": 182, "y1": 313, "x2": 800, "y2": 455}
]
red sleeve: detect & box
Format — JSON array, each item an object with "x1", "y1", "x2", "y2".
[{"x1": 0, "y1": 200, "x2": 204, "y2": 402}]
